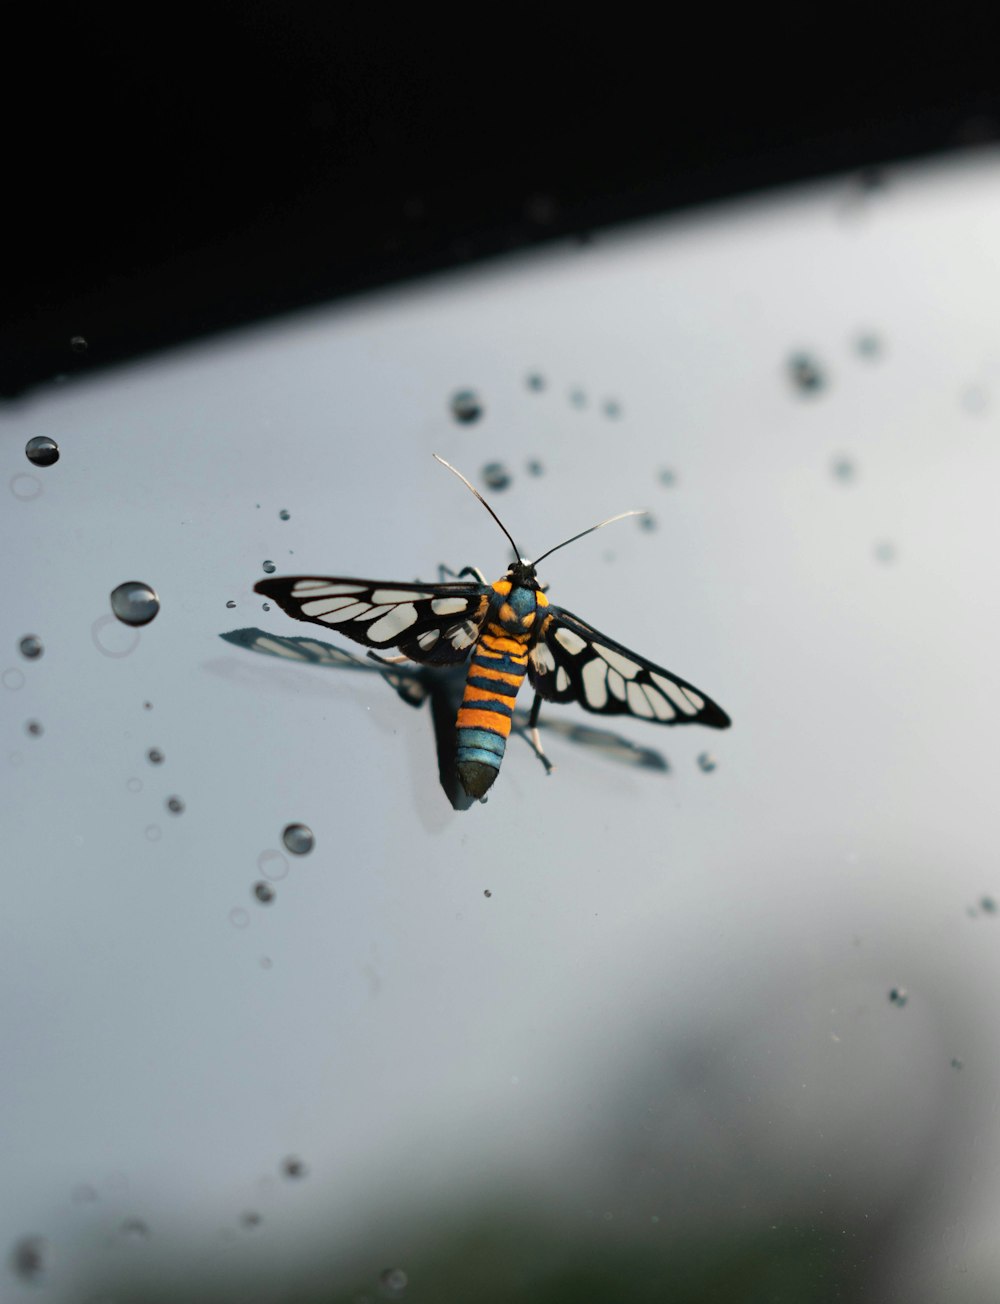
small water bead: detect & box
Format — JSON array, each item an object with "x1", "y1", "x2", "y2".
[
  {"x1": 226, "y1": 600, "x2": 236, "y2": 609},
  {"x1": 697, "y1": 752, "x2": 717, "y2": 773},
  {"x1": 602, "y1": 399, "x2": 622, "y2": 419},
  {"x1": 109, "y1": 581, "x2": 160, "y2": 627},
  {"x1": 951, "y1": 1057, "x2": 964, "y2": 1070},
  {"x1": 525, "y1": 372, "x2": 546, "y2": 392},
  {"x1": 25, "y1": 436, "x2": 60, "y2": 467},
  {"x1": 788, "y1": 352, "x2": 826, "y2": 394},
  {"x1": 889, "y1": 986, "x2": 908, "y2": 1008},
  {"x1": 450, "y1": 389, "x2": 483, "y2": 424},
  {"x1": 854, "y1": 331, "x2": 883, "y2": 360},
  {"x1": 526, "y1": 459, "x2": 544, "y2": 477},
  {"x1": 831, "y1": 455, "x2": 857, "y2": 483},
  {"x1": 120, "y1": 1218, "x2": 150, "y2": 1242},
  {"x1": 19, "y1": 635, "x2": 43, "y2": 659},
  {"x1": 873, "y1": 540, "x2": 897, "y2": 564},
  {"x1": 143, "y1": 701, "x2": 152, "y2": 710},
  {"x1": 3, "y1": 668, "x2": 26, "y2": 690},
  {"x1": 379, "y1": 1268, "x2": 409, "y2": 1297},
  {"x1": 637, "y1": 513, "x2": 657, "y2": 532},
  {"x1": 657, "y1": 468, "x2": 677, "y2": 488},
  {"x1": 166, "y1": 796, "x2": 184, "y2": 814},
  {"x1": 126, "y1": 778, "x2": 143, "y2": 793},
  {"x1": 481, "y1": 462, "x2": 512, "y2": 492},
  {"x1": 9, "y1": 1235, "x2": 46, "y2": 1282},
  {"x1": 262, "y1": 560, "x2": 276, "y2": 574},
  {"x1": 262, "y1": 602, "x2": 271, "y2": 612},
  {"x1": 258, "y1": 849, "x2": 289, "y2": 881},
  {"x1": 483, "y1": 889, "x2": 492, "y2": 899},
  {"x1": 25, "y1": 720, "x2": 43, "y2": 737},
  {"x1": 279, "y1": 509, "x2": 290, "y2": 521},
  {"x1": 240, "y1": 1211, "x2": 262, "y2": 1229},
  {"x1": 254, "y1": 882, "x2": 275, "y2": 904},
  {"x1": 229, "y1": 908, "x2": 250, "y2": 929},
  {"x1": 10, "y1": 474, "x2": 43, "y2": 500},
  {"x1": 980, "y1": 896, "x2": 997, "y2": 915},
  {"x1": 145, "y1": 825, "x2": 162, "y2": 842},
  {"x1": 146, "y1": 748, "x2": 164, "y2": 765},
  {"x1": 281, "y1": 1156, "x2": 307, "y2": 1179},
  {"x1": 282, "y1": 823, "x2": 315, "y2": 855},
  {"x1": 569, "y1": 388, "x2": 587, "y2": 408}
]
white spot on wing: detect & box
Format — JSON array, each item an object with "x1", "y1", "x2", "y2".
[
  {"x1": 685, "y1": 688, "x2": 705, "y2": 709},
  {"x1": 652, "y1": 673, "x2": 698, "y2": 715},
  {"x1": 447, "y1": 621, "x2": 479, "y2": 649},
  {"x1": 319, "y1": 603, "x2": 370, "y2": 623},
  {"x1": 301, "y1": 595, "x2": 364, "y2": 617},
  {"x1": 371, "y1": 588, "x2": 432, "y2": 604},
  {"x1": 431, "y1": 597, "x2": 469, "y2": 615},
  {"x1": 594, "y1": 643, "x2": 640, "y2": 678},
  {"x1": 368, "y1": 604, "x2": 419, "y2": 641},
  {"x1": 530, "y1": 642, "x2": 556, "y2": 673},
  {"x1": 417, "y1": 629, "x2": 440, "y2": 649},
  {"x1": 555, "y1": 628, "x2": 587, "y2": 655},
  {"x1": 582, "y1": 658, "x2": 608, "y2": 709},
  {"x1": 555, "y1": 666, "x2": 570, "y2": 693},
  {"x1": 644, "y1": 685, "x2": 676, "y2": 720},
  {"x1": 607, "y1": 668, "x2": 627, "y2": 701},
  {"x1": 626, "y1": 681, "x2": 654, "y2": 717},
  {"x1": 293, "y1": 582, "x2": 366, "y2": 596},
  {"x1": 356, "y1": 604, "x2": 393, "y2": 621}
]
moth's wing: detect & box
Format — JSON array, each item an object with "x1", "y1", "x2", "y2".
[
  {"x1": 254, "y1": 576, "x2": 489, "y2": 665},
  {"x1": 527, "y1": 606, "x2": 731, "y2": 728}
]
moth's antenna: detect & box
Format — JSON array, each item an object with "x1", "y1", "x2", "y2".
[
  {"x1": 433, "y1": 453, "x2": 521, "y2": 562},
  {"x1": 532, "y1": 509, "x2": 648, "y2": 567}
]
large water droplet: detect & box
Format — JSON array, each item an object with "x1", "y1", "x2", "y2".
[
  {"x1": 279, "y1": 509, "x2": 290, "y2": 521},
  {"x1": 25, "y1": 436, "x2": 59, "y2": 467},
  {"x1": 109, "y1": 581, "x2": 160, "y2": 627},
  {"x1": 18, "y1": 635, "x2": 43, "y2": 659},
  {"x1": 788, "y1": 352, "x2": 826, "y2": 394},
  {"x1": 282, "y1": 823, "x2": 314, "y2": 855},
  {"x1": 482, "y1": 462, "x2": 512, "y2": 492},
  {"x1": 9, "y1": 1235, "x2": 46, "y2": 1282},
  {"x1": 254, "y1": 882, "x2": 275, "y2": 904},
  {"x1": 262, "y1": 560, "x2": 276, "y2": 574},
  {"x1": 450, "y1": 390, "x2": 483, "y2": 424}
]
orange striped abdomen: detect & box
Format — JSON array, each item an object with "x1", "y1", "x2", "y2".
[{"x1": 455, "y1": 627, "x2": 528, "y2": 798}]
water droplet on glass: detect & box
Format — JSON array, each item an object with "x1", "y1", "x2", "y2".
[
  {"x1": 229, "y1": 907, "x2": 250, "y2": 929},
  {"x1": 109, "y1": 581, "x2": 160, "y2": 627},
  {"x1": 262, "y1": 601, "x2": 271, "y2": 612},
  {"x1": 569, "y1": 388, "x2": 587, "y2": 408},
  {"x1": 788, "y1": 352, "x2": 826, "y2": 394},
  {"x1": 980, "y1": 896, "x2": 996, "y2": 915},
  {"x1": 482, "y1": 462, "x2": 512, "y2": 492},
  {"x1": 25, "y1": 436, "x2": 60, "y2": 467},
  {"x1": 525, "y1": 459, "x2": 544, "y2": 477},
  {"x1": 951, "y1": 1057, "x2": 964, "y2": 1070},
  {"x1": 657, "y1": 468, "x2": 677, "y2": 488},
  {"x1": 697, "y1": 752, "x2": 717, "y2": 773},
  {"x1": 483, "y1": 889, "x2": 492, "y2": 899},
  {"x1": 9, "y1": 1235, "x2": 46, "y2": 1282},
  {"x1": 379, "y1": 1267, "x2": 409, "y2": 1297},
  {"x1": 145, "y1": 825, "x2": 162, "y2": 842},
  {"x1": 282, "y1": 823, "x2": 315, "y2": 856},
  {"x1": 127, "y1": 778, "x2": 142, "y2": 793},
  {"x1": 603, "y1": 399, "x2": 622, "y2": 419},
  {"x1": 262, "y1": 560, "x2": 276, "y2": 574},
  {"x1": 18, "y1": 635, "x2": 43, "y2": 659},
  {"x1": 889, "y1": 986, "x2": 908, "y2": 1007},
  {"x1": 279, "y1": 509, "x2": 290, "y2": 521},
  {"x1": 526, "y1": 372, "x2": 546, "y2": 392},
  {"x1": 254, "y1": 882, "x2": 275, "y2": 904},
  {"x1": 638, "y1": 513, "x2": 657, "y2": 532},
  {"x1": 10, "y1": 473, "x2": 43, "y2": 500},
  {"x1": 146, "y1": 748, "x2": 164, "y2": 765},
  {"x1": 450, "y1": 390, "x2": 483, "y2": 424},
  {"x1": 854, "y1": 332, "x2": 883, "y2": 360},
  {"x1": 3, "y1": 668, "x2": 26, "y2": 690},
  {"x1": 143, "y1": 701, "x2": 153, "y2": 710},
  {"x1": 831, "y1": 455, "x2": 857, "y2": 483},
  {"x1": 120, "y1": 1218, "x2": 150, "y2": 1241},
  {"x1": 281, "y1": 1156, "x2": 307, "y2": 1179},
  {"x1": 25, "y1": 720, "x2": 43, "y2": 737},
  {"x1": 240, "y1": 1211, "x2": 262, "y2": 1229},
  {"x1": 91, "y1": 616, "x2": 141, "y2": 659},
  {"x1": 166, "y1": 796, "x2": 184, "y2": 815},
  {"x1": 873, "y1": 541, "x2": 897, "y2": 564},
  {"x1": 226, "y1": 600, "x2": 236, "y2": 609},
  {"x1": 258, "y1": 849, "x2": 289, "y2": 881},
  {"x1": 70, "y1": 335, "x2": 88, "y2": 353}
]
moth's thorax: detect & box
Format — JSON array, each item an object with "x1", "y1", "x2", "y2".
[{"x1": 491, "y1": 574, "x2": 549, "y2": 633}]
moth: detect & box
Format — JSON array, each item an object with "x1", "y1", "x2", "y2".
[{"x1": 255, "y1": 456, "x2": 731, "y2": 798}]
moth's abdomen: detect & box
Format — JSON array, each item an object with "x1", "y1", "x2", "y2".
[{"x1": 455, "y1": 626, "x2": 528, "y2": 798}]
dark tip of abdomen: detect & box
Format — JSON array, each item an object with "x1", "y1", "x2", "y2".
[{"x1": 457, "y1": 760, "x2": 499, "y2": 799}]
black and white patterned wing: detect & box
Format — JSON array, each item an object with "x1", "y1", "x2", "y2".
[
  {"x1": 253, "y1": 576, "x2": 490, "y2": 665},
  {"x1": 528, "y1": 607, "x2": 731, "y2": 728}
]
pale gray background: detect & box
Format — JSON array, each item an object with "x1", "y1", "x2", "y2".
[{"x1": 3, "y1": 151, "x2": 1000, "y2": 1301}]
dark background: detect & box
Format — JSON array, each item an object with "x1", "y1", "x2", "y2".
[{"x1": 4, "y1": 7, "x2": 998, "y2": 399}]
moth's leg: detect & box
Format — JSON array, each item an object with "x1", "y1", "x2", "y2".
[
  {"x1": 438, "y1": 563, "x2": 488, "y2": 584},
  {"x1": 527, "y1": 691, "x2": 554, "y2": 775},
  {"x1": 367, "y1": 650, "x2": 411, "y2": 666}
]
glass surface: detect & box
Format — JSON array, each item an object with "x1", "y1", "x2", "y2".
[{"x1": 3, "y1": 150, "x2": 1000, "y2": 1302}]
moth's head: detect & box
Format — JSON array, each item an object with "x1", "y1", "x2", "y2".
[{"x1": 506, "y1": 558, "x2": 538, "y2": 588}]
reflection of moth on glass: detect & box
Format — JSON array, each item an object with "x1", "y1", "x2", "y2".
[{"x1": 256, "y1": 457, "x2": 731, "y2": 800}]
